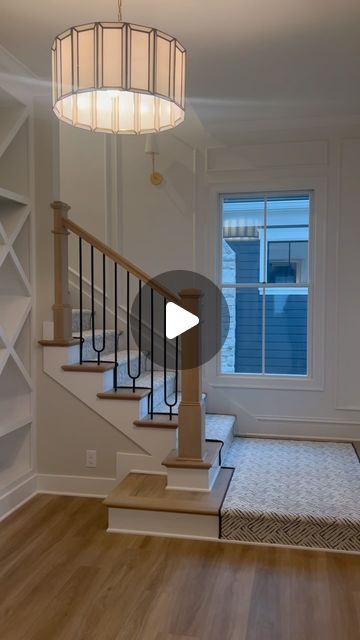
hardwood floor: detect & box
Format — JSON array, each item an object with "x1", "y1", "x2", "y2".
[{"x1": 0, "y1": 495, "x2": 359, "y2": 640}]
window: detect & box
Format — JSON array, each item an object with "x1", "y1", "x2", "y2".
[{"x1": 220, "y1": 192, "x2": 311, "y2": 376}]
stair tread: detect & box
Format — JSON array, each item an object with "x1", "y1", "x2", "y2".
[
  {"x1": 98, "y1": 389, "x2": 151, "y2": 400},
  {"x1": 62, "y1": 362, "x2": 115, "y2": 372},
  {"x1": 74, "y1": 329, "x2": 123, "y2": 337},
  {"x1": 134, "y1": 414, "x2": 179, "y2": 429},
  {"x1": 204, "y1": 414, "x2": 236, "y2": 443},
  {"x1": 134, "y1": 413, "x2": 236, "y2": 437},
  {"x1": 104, "y1": 468, "x2": 234, "y2": 515}
]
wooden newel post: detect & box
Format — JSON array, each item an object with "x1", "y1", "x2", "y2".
[
  {"x1": 51, "y1": 201, "x2": 72, "y2": 343},
  {"x1": 177, "y1": 289, "x2": 206, "y2": 461}
]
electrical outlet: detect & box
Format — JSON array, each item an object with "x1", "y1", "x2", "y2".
[{"x1": 86, "y1": 449, "x2": 97, "y2": 468}]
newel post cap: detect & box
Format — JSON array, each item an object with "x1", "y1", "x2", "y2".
[{"x1": 51, "y1": 201, "x2": 71, "y2": 213}]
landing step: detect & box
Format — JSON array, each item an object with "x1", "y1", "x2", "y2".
[{"x1": 104, "y1": 468, "x2": 233, "y2": 516}]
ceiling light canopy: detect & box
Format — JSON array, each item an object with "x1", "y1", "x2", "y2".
[{"x1": 51, "y1": 4, "x2": 186, "y2": 134}]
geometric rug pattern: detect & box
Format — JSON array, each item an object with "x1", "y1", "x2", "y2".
[{"x1": 221, "y1": 439, "x2": 360, "y2": 551}]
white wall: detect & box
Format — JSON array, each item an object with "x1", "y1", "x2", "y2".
[
  {"x1": 33, "y1": 106, "x2": 360, "y2": 492},
  {"x1": 117, "y1": 126, "x2": 360, "y2": 441}
]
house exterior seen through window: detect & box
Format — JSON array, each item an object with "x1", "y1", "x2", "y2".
[{"x1": 221, "y1": 192, "x2": 311, "y2": 376}]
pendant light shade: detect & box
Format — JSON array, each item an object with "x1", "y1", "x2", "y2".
[{"x1": 52, "y1": 22, "x2": 186, "y2": 134}]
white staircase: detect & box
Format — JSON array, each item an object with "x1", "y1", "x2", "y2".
[{"x1": 40, "y1": 203, "x2": 237, "y2": 540}]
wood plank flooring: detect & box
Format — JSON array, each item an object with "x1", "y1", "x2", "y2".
[{"x1": 0, "y1": 494, "x2": 359, "y2": 640}]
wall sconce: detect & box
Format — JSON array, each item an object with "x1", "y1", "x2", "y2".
[{"x1": 145, "y1": 135, "x2": 164, "y2": 186}]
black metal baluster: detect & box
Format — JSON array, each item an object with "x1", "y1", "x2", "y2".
[
  {"x1": 126, "y1": 271, "x2": 131, "y2": 385},
  {"x1": 163, "y1": 298, "x2": 179, "y2": 420},
  {"x1": 150, "y1": 287, "x2": 154, "y2": 419},
  {"x1": 163, "y1": 298, "x2": 168, "y2": 416},
  {"x1": 102, "y1": 253, "x2": 106, "y2": 364},
  {"x1": 126, "y1": 274, "x2": 142, "y2": 391},
  {"x1": 137, "y1": 279, "x2": 142, "y2": 388},
  {"x1": 90, "y1": 246, "x2": 106, "y2": 365},
  {"x1": 113, "y1": 262, "x2": 118, "y2": 391},
  {"x1": 90, "y1": 245, "x2": 96, "y2": 361},
  {"x1": 79, "y1": 237, "x2": 83, "y2": 364}
]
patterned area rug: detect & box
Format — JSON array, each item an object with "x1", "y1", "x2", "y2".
[{"x1": 221, "y1": 438, "x2": 360, "y2": 551}]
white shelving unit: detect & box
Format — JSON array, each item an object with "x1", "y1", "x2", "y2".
[{"x1": 0, "y1": 83, "x2": 34, "y2": 495}]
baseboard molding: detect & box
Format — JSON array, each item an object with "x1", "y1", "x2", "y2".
[
  {"x1": 0, "y1": 474, "x2": 37, "y2": 522},
  {"x1": 236, "y1": 432, "x2": 360, "y2": 444},
  {"x1": 239, "y1": 416, "x2": 360, "y2": 441},
  {"x1": 37, "y1": 474, "x2": 117, "y2": 498}
]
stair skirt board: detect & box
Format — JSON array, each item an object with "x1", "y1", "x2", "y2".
[{"x1": 107, "y1": 508, "x2": 219, "y2": 539}]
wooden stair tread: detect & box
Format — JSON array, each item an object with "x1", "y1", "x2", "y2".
[
  {"x1": 103, "y1": 468, "x2": 233, "y2": 515},
  {"x1": 162, "y1": 441, "x2": 222, "y2": 470},
  {"x1": 39, "y1": 338, "x2": 80, "y2": 347},
  {"x1": 62, "y1": 362, "x2": 114, "y2": 372},
  {"x1": 134, "y1": 414, "x2": 179, "y2": 429},
  {"x1": 97, "y1": 388, "x2": 151, "y2": 400}
]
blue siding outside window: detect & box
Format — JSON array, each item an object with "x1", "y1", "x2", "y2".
[{"x1": 221, "y1": 193, "x2": 310, "y2": 376}]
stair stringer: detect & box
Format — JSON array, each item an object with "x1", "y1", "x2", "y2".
[{"x1": 42, "y1": 345, "x2": 177, "y2": 479}]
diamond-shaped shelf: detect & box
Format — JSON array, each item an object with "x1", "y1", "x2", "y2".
[
  {"x1": 0, "y1": 120, "x2": 29, "y2": 196},
  {"x1": 13, "y1": 215, "x2": 30, "y2": 281},
  {"x1": 0, "y1": 88, "x2": 33, "y2": 495},
  {"x1": 0, "y1": 86, "x2": 27, "y2": 159},
  {"x1": 0, "y1": 356, "x2": 31, "y2": 425},
  {"x1": 0, "y1": 296, "x2": 31, "y2": 343},
  {"x1": 0, "y1": 252, "x2": 30, "y2": 297},
  {"x1": 14, "y1": 313, "x2": 31, "y2": 375},
  {"x1": 0, "y1": 193, "x2": 29, "y2": 242}
]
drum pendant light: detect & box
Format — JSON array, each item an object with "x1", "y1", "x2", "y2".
[{"x1": 51, "y1": 0, "x2": 186, "y2": 134}]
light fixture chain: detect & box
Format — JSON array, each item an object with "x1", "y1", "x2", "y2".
[{"x1": 117, "y1": 0, "x2": 123, "y2": 22}]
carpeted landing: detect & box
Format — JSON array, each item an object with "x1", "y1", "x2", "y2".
[{"x1": 221, "y1": 438, "x2": 360, "y2": 552}]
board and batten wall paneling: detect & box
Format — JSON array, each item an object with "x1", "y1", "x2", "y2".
[{"x1": 336, "y1": 139, "x2": 360, "y2": 411}]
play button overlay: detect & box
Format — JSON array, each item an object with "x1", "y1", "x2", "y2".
[
  {"x1": 165, "y1": 302, "x2": 199, "y2": 339},
  {"x1": 130, "y1": 270, "x2": 230, "y2": 370}
]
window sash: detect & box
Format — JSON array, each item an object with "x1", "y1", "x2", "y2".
[{"x1": 220, "y1": 191, "x2": 312, "y2": 377}]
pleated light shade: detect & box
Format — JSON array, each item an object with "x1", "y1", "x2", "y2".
[{"x1": 52, "y1": 22, "x2": 186, "y2": 134}]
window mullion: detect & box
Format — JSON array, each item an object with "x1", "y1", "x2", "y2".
[{"x1": 262, "y1": 196, "x2": 268, "y2": 375}]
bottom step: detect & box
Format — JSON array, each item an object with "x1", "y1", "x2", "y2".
[{"x1": 104, "y1": 468, "x2": 233, "y2": 540}]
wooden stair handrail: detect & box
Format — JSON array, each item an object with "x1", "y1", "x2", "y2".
[
  {"x1": 48, "y1": 201, "x2": 206, "y2": 467},
  {"x1": 63, "y1": 217, "x2": 181, "y2": 305}
]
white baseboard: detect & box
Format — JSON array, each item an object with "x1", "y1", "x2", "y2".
[
  {"x1": 238, "y1": 417, "x2": 360, "y2": 441},
  {"x1": 0, "y1": 474, "x2": 37, "y2": 522},
  {"x1": 37, "y1": 474, "x2": 117, "y2": 498}
]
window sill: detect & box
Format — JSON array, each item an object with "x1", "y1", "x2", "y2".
[{"x1": 210, "y1": 374, "x2": 324, "y2": 392}]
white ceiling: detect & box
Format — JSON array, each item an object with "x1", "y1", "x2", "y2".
[{"x1": 1, "y1": 0, "x2": 360, "y2": 137}]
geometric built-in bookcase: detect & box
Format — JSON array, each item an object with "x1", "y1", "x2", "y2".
[{"x1": 0, "y1": 83, "x2": 34, "y2": 496}]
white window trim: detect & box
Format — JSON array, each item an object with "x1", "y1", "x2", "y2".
[{"x1": 204, "y1": 177, "x2": 326, "y2": 391}]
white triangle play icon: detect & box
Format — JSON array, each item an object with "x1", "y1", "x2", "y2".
[{"x1": 165, "y1": 302, "x2": 199, "y2": 340}]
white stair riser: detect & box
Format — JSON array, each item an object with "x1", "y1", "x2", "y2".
[
  {"x1": 166, "y1": 461, "x2": 220, "y2": 492},
  {"x1": 81, "y1": 332, "x2": 120, "y2": 359},
  {"x1": 107, "y1": 507, "x2": 219, "y2": 540},
  {"x1": 116, "y1": 353, "x2": 147, "y2": 385},
  {"x1": 72, "y1": 310, "x2": 93, "y2": 332}
]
